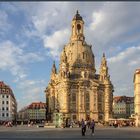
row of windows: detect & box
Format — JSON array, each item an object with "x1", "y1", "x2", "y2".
[
  {"x1": 70, "y1": 93, "x2": 90, "y2": 102},
  {"x1": 29, "y1": 115, "x2": 45, "y2": 117},
  {"x1": 28, "y1": 113, "x2": 45, "y2": 115},
  {"x1": 113, "y1": 108, "x2": 125, "y2": 110},
  {"x1": 28, "y1": 110, "x2": 45, "y2": 112},
  {"x1": 0, "y1": 89, "x2": 10, "y2": 94},
  {"x1": 70, "y1": 93, "x2": 90, "y2": 111},
  {"x1": 0, "y1": 113, "x2": 9, "y2": 117},
  {"x1": 114, "y1": 112, "x2": 126, "y2": 114},
  {"x1": 68, "y1": 52, "x2": 89, "y2": 60},
  {"x1": 0, "y1": 95, "x2": 9, "y2": 98},
  {"x1": 114, "y1": 108, "x2": 134, "y2": 111},
  {"x1": 0, "y1": 101, "x2": 9, "y2": 104},
  {"x1": 0, "y1": 107, "x2": 9, "y2": 111},
  {"x1": 29, "y1": 116, "x2": 45, "y2": 118}
]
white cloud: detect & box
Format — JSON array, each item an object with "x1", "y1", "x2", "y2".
[
  {"x1": 108, "y1": 45, "x2": 140, "y2": 96},
  {"x1": 90, "y1": 11, "x2": 104, "y2": 30},
  {"x1": 0, "y1": 40, "x2": 44, "y2": 81},
  {"x1": 43, "y1": 28, "x2": 70, "y2": 58},
  {"x1": 0, "y1": 41, "x2": 26, "y2": 79},
  {"x1": 18, "y1": 79, "x2": 45, "y2": 89},
  {"x1": 32, "y1": 13, "x2": 49, "y2": 34},
  {"x1": 85, "y1": 2, "x2": 140, "y2": 57},
  {"x1": 20, "y1": 52, "x2": 44, "y2": 64},
  {"x1": 108, "y1": 46, "x2": 140, "y2": 64}
]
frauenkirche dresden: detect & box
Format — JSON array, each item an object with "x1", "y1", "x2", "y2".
[{"x1": 45, "y1": 11, "x2": 114, "y2": 124}]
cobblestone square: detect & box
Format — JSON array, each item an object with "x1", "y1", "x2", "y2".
[{"x1": 0, "y1": 126, "x2": 140, "y2": 140}]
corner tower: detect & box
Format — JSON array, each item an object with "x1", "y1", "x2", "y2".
[{"x1": 99, "y1": 53, "x2": 109, "y2": 81}]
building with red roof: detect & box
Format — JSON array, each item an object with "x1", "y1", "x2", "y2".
[
  {"x1": 18, "y1": 102, "x2": 46, "y2": 123},
  {"x1": 113, "y1": 96, "x2": 134, "y2": 119}
]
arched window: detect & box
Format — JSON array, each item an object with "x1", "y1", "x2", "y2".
[
  {"x1": 72, "y1": 93, "x2": 76, "y2": 102},
  {"x1": 6, "y1": 89, "x2": 9, "y2": 93},
  {"x1": 77, "y1": 24, "x2": 81, "y2": 34},
  {"x1": 2, "y1": 89, "x2": 5, "y2": 93},
  {"x1": 85, "y1": 92, "x2": 90, "y2": 111},
  {"x1": 70, "y1": 92, "x2": 76, "y2": 112}
]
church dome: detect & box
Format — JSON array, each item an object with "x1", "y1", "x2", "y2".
[{"x1": 60, "y1": 11, "x2": 95, "y2": 72}]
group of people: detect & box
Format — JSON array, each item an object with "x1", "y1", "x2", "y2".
[{"x1": 81, "y1": 119, "x2": 95, "y2": 136}]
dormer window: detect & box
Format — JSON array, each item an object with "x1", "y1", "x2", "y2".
[{"x1": 2, "y1": 89, "x2": 5, "y2": 93}]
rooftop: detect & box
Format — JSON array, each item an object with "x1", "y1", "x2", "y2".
[
  {"x1": 27, "y1": 102, "x2": 46, "y2": 109},
  {"x1": 0, "y1": 81, "x2": 16, "y2": 100},
  {"x1": 113, "y1": 96, "x2": 134, "y2": 103}
]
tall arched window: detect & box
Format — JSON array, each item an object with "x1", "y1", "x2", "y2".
[
  {"x1": 85, "y1": 92, "x2": 90, "y2": 111},
  {"x1": 70, "y1": 92, "x2": 76, "y2": 112}
]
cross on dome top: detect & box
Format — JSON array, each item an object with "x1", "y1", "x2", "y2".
[{"x1": 73, "y1": 10, "x2": 83, "y2": 21}]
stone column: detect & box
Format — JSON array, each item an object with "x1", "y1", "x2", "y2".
[
  {"x1": 90, "y1": 88, "x2": 98, "y2": 121},
  {"x1": 78, "y1": 87, "x2": 86, "y2": 121},
  {"x1": 90, "y1": 90, "x2": 94, "y2": 119},
  {"x1": 104, "y1": 84, "x2": 112, "y2": 122},
  {"x1": 60, "y1": 88, "x2": 69, "y2": 113},
  {"x1": 78, "y1": 87, "x2": 81, "y2": 121}
]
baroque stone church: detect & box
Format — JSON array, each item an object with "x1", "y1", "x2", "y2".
[{"x1": 45, "y1": 11, "x2": 114, "y2": 123}]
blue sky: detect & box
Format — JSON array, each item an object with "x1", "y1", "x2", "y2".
[{"x1": 0, "y1": 2, "x2": 140, "y2": 110}]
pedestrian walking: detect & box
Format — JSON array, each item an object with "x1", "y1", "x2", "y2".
[
  {"x1": 81, "y1": 119, "x2": 86, "y2": 136},
  {"x1": 90, "y1": 119, "x2": 95, "y2": 135}
]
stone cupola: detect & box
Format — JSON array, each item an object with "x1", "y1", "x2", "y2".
[{"x1": 70, "y1": 10, "x2": 85, "y2": 42}]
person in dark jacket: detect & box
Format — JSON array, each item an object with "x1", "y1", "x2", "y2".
[
  {"x1": 90, "y1": 119, "x2": 95, "y2": 135},
  {"x1": 81, "y1": 119, "x2": 86, "y2": 136}
]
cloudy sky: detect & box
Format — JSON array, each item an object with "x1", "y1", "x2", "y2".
[{"x1": 0, "y1": 2, "x2": 140, "y2": 110}]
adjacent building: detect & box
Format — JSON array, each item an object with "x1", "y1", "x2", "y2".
[
  {"x1": 0, "y1": 81, "x2": 17, "y2": 122},
  {"x1": 113, "y1": 96, "x2": 134, "y2": 119},
  {"x1": 18, "y1": 102, "x2": 46, "y2": 123},
  {"x1": 134, "y1": 69, "x2": 140, "y2": 127},
  {"x1": 45, "y1": 11, "x2": 114, "y2": 123}
]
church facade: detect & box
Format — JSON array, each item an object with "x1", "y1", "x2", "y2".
[{"x1": 45, "y1": 11, "x2": 114, "y2": 123}]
